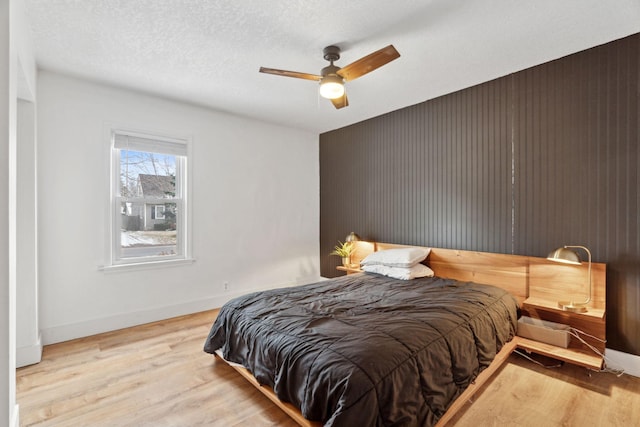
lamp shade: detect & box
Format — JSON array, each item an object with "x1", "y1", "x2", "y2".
[
  {"x1": 547, "y1": 247, "x2": 581, "y2": 265},
  {"x1": 345, "y1": 232, "x2": 361, "y2": 243},
  {"x1": 319, "y1": 75, "x2": 345, "y2": 99}
]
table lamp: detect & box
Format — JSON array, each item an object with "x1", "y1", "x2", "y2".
[{"x1": 546, "y1": 245, "x2": 592, "y2": 313}]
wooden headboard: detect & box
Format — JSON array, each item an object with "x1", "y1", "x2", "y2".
[{"x1": 351, "y1": 241, "x2": 606, "y2": 310}]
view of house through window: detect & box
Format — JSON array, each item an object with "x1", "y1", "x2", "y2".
[
  {"x1": 120, "y1": 150, "x2": 177, "y2": 258},
  {"x1": 112, "y1": 132, "x2": 188, "y2": 265}
]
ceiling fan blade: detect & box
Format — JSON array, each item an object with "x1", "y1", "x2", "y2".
[
  {"x1": 331, "y1": 93, "x2": 349, "y2": 109},
  {"x1": 337, "y1": 45, "x2": 400, "y2": 82},
  {"x1": 259, "y1": 67, "x2": 322, "y2": 81}
]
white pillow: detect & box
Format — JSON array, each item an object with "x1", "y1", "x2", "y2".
[
  {"x1": 360, "y1": 247, "x2": 431, "y2": 268},
  {"x1": 362, "y1": 263, "x2": 435, "y2": 280}
]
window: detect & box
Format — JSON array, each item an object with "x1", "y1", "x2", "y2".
[
  {"x1": 152, "y1": 205, "x2": 165, "y2": 220},
  {"x1": 109, "y1": 130, "x2": 189, "y2": 266}
]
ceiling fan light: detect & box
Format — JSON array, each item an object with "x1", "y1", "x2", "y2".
[{"x1": 319, "y1": 76, "x2": 344, "y2": 99}]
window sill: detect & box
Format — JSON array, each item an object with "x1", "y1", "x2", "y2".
[{"x1": 99, "y1": 258, "x2": 195, "y2": 273}]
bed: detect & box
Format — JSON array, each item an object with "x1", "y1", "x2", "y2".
[{"x1": 204, "y1": 243, "x2": 606, "y2": 426}]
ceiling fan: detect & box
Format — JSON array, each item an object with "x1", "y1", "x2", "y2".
[{"x1": 259, "y1": 44, "x2": 400, "y2": 109}]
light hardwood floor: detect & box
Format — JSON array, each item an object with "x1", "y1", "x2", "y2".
[{"x1": 17, "y1": 310, "x2": 640, "y2": 426}]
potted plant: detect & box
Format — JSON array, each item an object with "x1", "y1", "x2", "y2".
[{"x1": 330, "y1": 241, "x2": 355, "y2": 267}]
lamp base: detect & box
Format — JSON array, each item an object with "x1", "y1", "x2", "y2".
[{"x1": 557, "y1": 300, "x2": 588, "y2": 313}]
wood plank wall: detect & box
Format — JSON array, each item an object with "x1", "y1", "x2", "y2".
[{"x1": 319, "y1": 34, "x2": 640, "y2": 356}]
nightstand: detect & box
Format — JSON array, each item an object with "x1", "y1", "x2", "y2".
[
  {"x1": 516, "y1": 297, "x2": 605, "y2": 370},
  {"x1": 336, "y1": 265, "x2": 362, "y2": 275}
]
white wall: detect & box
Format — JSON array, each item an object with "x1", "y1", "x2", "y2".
[
  {"x1": 0, "y1": 0, "x2": 16, "y2": 423},
  {"x1": 16, "y1": 98, "x2": 40, "y2": 367},
  {"x1": 37, "y1": 71, "x2": 319, "y2": 344},
  {"x1": 3, "y1": 0, "x2": 36, "y2": 424},
  {"x1": 13, "y1": 0, "x2": 40, "y2": 371}
]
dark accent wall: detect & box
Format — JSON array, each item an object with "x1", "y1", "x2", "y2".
[{"x1": 320, "y1": 34, "x2": 640, "y2": 356}]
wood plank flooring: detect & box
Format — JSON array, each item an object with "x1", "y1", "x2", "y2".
[
  {"x1": 449, "y1": 353, "x2": 640, "y2": 426},
  {"x1": 17, "y1": 309, "x2": 640, "y2": 426}
]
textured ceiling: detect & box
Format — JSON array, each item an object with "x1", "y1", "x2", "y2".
[{"x1": 24, "y1": 0, "x2": 640, "y2": 134}]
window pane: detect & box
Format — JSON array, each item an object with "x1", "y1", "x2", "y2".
[
  {"x1": 120, "y1": 201, "x2": 177, "y2": 259},
  {"x1": 120, "y1": 150, "x2": 176, "y2": 198}
]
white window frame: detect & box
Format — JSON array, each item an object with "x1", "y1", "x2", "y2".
[
  {"x1": 153, "y1": 205, "x2": 166, "y2": 220},
  {"x1": 105, "y1": 128, "x2": 192, "y2": 269}
]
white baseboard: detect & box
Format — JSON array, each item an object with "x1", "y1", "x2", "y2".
[
  {"x1": 11, "y1": 404, "x2": 19, "y2": 427},
  {"x1": 605, "y1": 348, "x2": 640, "y2": 378},
  {"x1": 41, "y1": 276, "x2": 324, "y2": 346},
  {"x1": 16, "y1": 333, "x2": 42, "y2": 368},
  {"x1": 41, "y1": 294, "x2": 230, "y2": 345}
]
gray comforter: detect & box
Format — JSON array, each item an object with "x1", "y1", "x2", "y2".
[{"x1": 204, "y1": 273, "x2": 518, "y2": 426}]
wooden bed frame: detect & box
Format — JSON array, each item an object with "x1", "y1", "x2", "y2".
[{"x1": 215, "y1": 243, "x2": 606, "y2": 427}]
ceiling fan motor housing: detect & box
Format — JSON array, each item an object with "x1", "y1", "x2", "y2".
[{"x1": 323, "y1": 45, "x2": 341, "y2": 63}]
